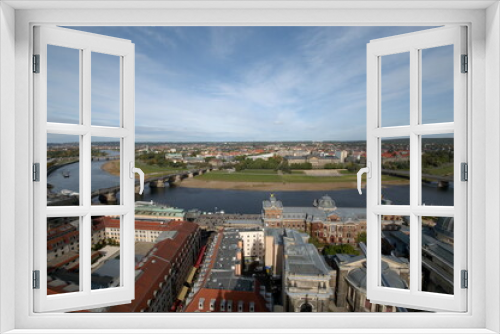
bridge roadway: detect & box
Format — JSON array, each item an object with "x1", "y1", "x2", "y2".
[
  {"x1": 91, "y1": 167, "x2": 212, "y2": 201},
  {"x1": 382, "y1": 169, "x2": 453, "y2": 182}
]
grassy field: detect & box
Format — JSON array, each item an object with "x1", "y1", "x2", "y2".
[
  {"x1": 423, "y1": 164, "x2": 454, "y2": 177},
  {"x1": 102, "y1": 160, "x2": 187, "y2": 177},
  {"x1": 134, "y1": 161, "x2": 188, "y2": 176},
  {"x1": 235, "y1": 169, "x2": 279, "y2": 175},
  {"x1": 197, "y1": 172, "x2": 283, "y2": 182},
  {"x1": 196, "y1": 170, "x2": 402, "y2": 183},
  {"x1": 102, "y1": 162, "x2": 405, "y2": 184}
]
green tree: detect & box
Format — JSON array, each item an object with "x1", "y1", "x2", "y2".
[
  {"x1": 323, "y1": 244, "x2": 360, "y2": 256},
  {"x1": 356, "y1": 231, "x2": 367, "y2": 245}
]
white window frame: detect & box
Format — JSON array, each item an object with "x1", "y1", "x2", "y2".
[
  {"x1": 33, "y1": 25, "x2": 136, "y2": 312},
  {"x1": 0, "y1": 1, "x2": 499, "y2": 333},
  {"x1": 366, "y1": 26, "x2": 467, "y2": 312}
]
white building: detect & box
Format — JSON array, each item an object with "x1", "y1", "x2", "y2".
[
  {"x1": 335, "y1": 150, "x2": 348, "y2": 163},
  {"x1": 227, "y1": 228, "x2": 265, "y2": 263}
]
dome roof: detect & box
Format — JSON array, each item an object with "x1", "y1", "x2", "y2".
[
  {"x1": 347, "y1": 263, "x2": 408, "y2": 291},
  {"x1": 347, "y1": 268, "x2": 367, "y2": 290},
  {"x1": 316, "y1": 195, "x2": 337, "y2": 211}
]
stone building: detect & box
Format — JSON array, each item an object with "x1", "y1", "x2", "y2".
[
  {"x1": 421, "y1": 217, "x2": 454, "y2": 294},
  {"x1": 329, "y1": 246, "x2": 409, "y2": 312},
  {"x1": 281, "y1": 229, "x2": 334, "y2": 312},
  {"x1": 285, "y1": 155, "x2": 340, "y2": 168},
  {"x1": 107, "y1": 220, "x2": 201, "y2": 312},
  {"x1": 134, "y1": 201, "x2": 186, "y2": 221},
  {"x1": 262, "y1": 194, "x2": 370, "y2": 246},
  {"x1": 262, "y1": 194, "x2": 328, "y2": 232},
  {"x1": 235, "y1": 227, "x2": 265, "y2": 263},
  {"x1": 184, "y1": 230, "x2": 271, "y2": 312},
  {"x1": 264, "y1": 228, "x2": 284, "y2": 278},
  {"x1": 99, "y1": 216, "x2": 178, "y2": 243},
  {"x1": 381, "y1": 217, "x2": 454, "y2": 295},
  {"x1": 335, "y1": 150, "x2": 348, "y2": 163}
]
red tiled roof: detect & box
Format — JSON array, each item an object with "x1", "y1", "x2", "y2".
[
  {"x1": 47, "y1": 225, "x2": 79, "y2": 251},
  {"x1": 107, "y1": 220, "x2": 198, "y2": 313},
  {"x1": 100, "y1": 216, "x2": 191, "y2": 232},
  {"x1": 49, "y1": 253, "x2": 79, "y2": 270},
  {"x1": 108, "y1": 257, "x2": 172, "y2": 312},
  {"x1": 381, "y1": 152, "x2": 396, "y2": 158}
]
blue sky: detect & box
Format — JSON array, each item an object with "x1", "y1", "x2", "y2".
[{"x1": 48, "y1": 26, "x2": 453, "y2": 142}]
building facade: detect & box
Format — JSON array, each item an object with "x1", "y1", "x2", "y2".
[
  {"x1": 184, "y1": 230, "x2": 271, "y2": 313},
  {"x1": 262, "y1": 194, "x2": 369, "y2": 246},
  {"x1": 281, "y1": 229, "x2": 334, "y2": 312},
  {"x1": 108, "y1": 220, "x2": 200, "y2": 312},
  {"x1": 134, "y1": 201, "x2": 186, "y2": 221},
  {"x1": 329, "y1": 249, "x2": 409, "y2": 312},
  {"x1": 236, "y1": 228, "x2": 265, "y2": 263}
]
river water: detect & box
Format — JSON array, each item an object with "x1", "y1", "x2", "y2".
[
  {"x1": 48, "y1": 155, "x2": 454, "y2": 213},
  {"x1": 48, "y1": 150, "x2": 121, "y2": 194}
]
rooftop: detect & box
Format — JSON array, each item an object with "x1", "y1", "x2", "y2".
[
  {"x1": 283, "y1": 229, "x2": 331, "y2": 277},
  {"x1": 204, "y1": 231, "x2": 253, "y2": 292},
  {"x1": 336, "y1": 253, "x2": 409, "y2": 292},
  {"x1": 107, "y1": 220, "x2": 199, "y2": 312},
  {"x1": 262, "y1": 194, "x2": 283, "y2": 209},
  {"x1": 224, "y1": 219, "x2": 263, "y2": 227},
  {"x1": 135, "y1": 202, "x2": 186, "y2": 217}
]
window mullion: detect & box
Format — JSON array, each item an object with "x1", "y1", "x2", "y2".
[
  {"x1": 413, "y1": 123, "x2": 455, "y2": 135},
  {"x1": 82, "y1": 48, "x2": 91, "y2": 209},
  {"x1": 46, "y1": 123, "x2": 88, "y2": 135},
  {"x1": 409, "y1": 47, "x2": 420, "y2": 295},
  {"x1": 81, "y1": 47, "x2": 92, "y2": 295},
  {"x1": 81, "y1": 214, "x2": 91, "y2": 294}
]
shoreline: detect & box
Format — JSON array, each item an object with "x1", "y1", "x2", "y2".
[
  {"x1": 101, "y1": 161, "x2": 409, "y2": 191},
  {"x1": 101, "y1": 160, "x2": 120, "y2": 176},
  {"x1": 175, "y1": 178, "x2": 409, "y2": 192}
]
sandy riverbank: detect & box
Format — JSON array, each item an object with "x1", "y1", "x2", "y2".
[
  {"x1": 102, "y1": 161, "x2": 409, "y2": 191},
  {"x1": 101, "y1": 160, "x2": 120, "y2": 176},
  {"x1": 176, "y1": 178, "x2": 408, "y2": 192}
]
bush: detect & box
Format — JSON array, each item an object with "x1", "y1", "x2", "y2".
[
  {"x1": 323, "y1": 244, "x2": 360, "y2": 256},
  {"x1": 356, "y1": 231, "x2": 367, "y2": 244}
]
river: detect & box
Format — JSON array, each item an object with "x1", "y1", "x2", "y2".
[
  {"x1": 48, "y1": 150, "x2": 120, "y2": 194},
  {"x1": 48, "y1": 155, "x2": 454, "y2": 213}
]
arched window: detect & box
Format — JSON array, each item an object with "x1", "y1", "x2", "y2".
[{"x1": 300, "y1": 303, "x2": 313, "y2": 312}]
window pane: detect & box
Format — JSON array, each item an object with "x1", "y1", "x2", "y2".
[
  {"x1": 421, "y1": 45, "x2": 454, "y2": 124},
  {"x1": 92, "y1": 52, "x2": 121, "y2": 127},
  {"x1": 91, "y1": 137, "x2": 120, "y2": 205},
  {"x1": 381, "y1": 137, "x2": 410, "y2": 205},
  {"x1": 421, "y1": 216, "x2": 454, "y2": 294},
  {"x1": 47, "y1": 45, "x2": 80, "y2": 124},
  {"x1": 47, "y1": 134, "x2": 80, "y2": 206},
  {"x1": 47, "y1": 217, "x2": 80, "y2": 294},
  {"x1": 381, "y1": 52, "x2": 410, "y2": 127},
  {"x1": 380, "y1": 215, "x2": 410, "y2": 290},
  {"x1": 421, "y1": 134, "x2": 454, "y2": 206},
  {"x1": 91, "y1": 216, "x2": 121, "y2": 290}
]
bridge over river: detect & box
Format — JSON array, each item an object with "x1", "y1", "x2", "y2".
[
  {"x1": 382, "y1": 169, "x2": 453, "y2": 188},
  {"x1": 92, "y1": 168, "x2": 212, "y2": 203}
]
